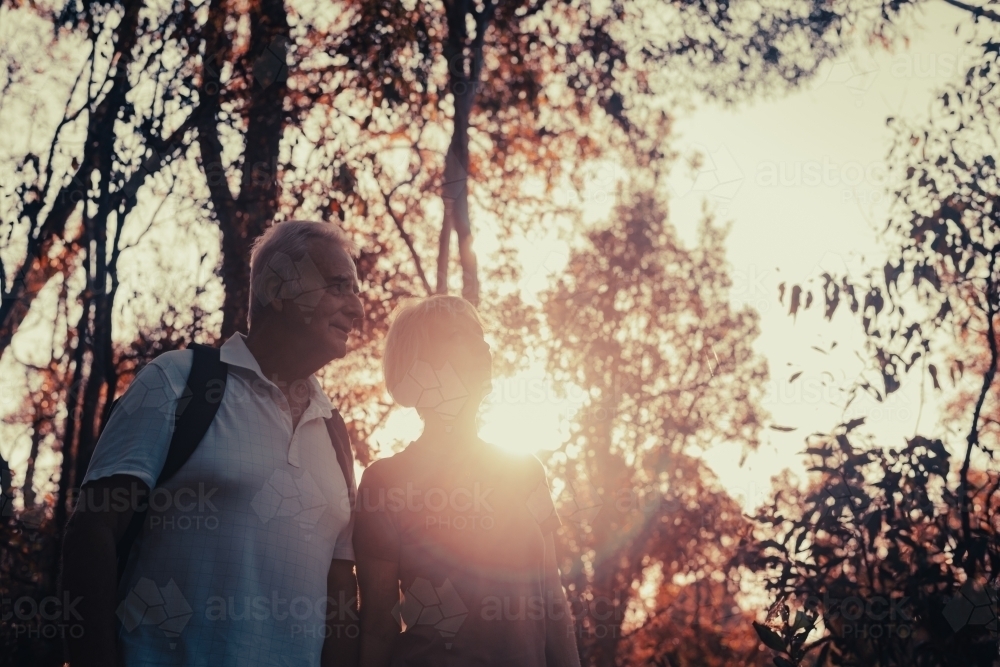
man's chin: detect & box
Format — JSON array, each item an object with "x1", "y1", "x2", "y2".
[{"x1": 322, "y1": 337, "x2": 349, "y2": 361}]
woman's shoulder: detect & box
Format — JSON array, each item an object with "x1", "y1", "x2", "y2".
[
  {"x1": 357, "y1": 447, "x2": 410, "y2": 485},
  {"x1": 478, "y1": 441, "x2": 548, "y2": 481}
]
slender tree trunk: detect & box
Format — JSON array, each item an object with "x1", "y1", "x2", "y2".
[
  {"x1": 199, "y1": 0, "x2": 289, "y2": 338},
  {"x1": 22, "y1": 420, "x2": 43, "y2": 507},
  {"x1": 435, "y1": 0, "x2": 491, "y2": 305},
  {"x1": 52, "y1": 296, "x2": 90, "y2": 585},
  {"x1": 959, "y1": 251, "x2": 999, "y2": 578}
]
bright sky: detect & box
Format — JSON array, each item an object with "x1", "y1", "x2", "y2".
[{"x1": 386, "y1": 2, "x2": 978, "y2": 514}]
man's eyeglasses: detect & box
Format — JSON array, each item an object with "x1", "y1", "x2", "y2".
[{"x1": 300, "y1": 279, "x2": 359, "y2": 298}]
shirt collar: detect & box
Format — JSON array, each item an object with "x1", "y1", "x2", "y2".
[{"x1": 219, "y1": 333, "x2": 334, "y2": 418}]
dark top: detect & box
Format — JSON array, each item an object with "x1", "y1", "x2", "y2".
[{"x1": 353, "y1": 438, "x2": 563, "y2": 667}]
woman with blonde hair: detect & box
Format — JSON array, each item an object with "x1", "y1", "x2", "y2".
[{"x1": 354, "y1": 295, "x2": 580, "y2": 667}]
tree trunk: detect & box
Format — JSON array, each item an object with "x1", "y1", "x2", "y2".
[
  {"x1": 21, "y1": 420, "x2": 43, "y2": 507},
  {"x1": 199, "y1": 0, "x2": 289, "y2": 338},
  {"x1": 435, "y1": 0, "x2": 491, "y2": 305}
]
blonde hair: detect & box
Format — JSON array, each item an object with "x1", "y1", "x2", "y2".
[
  {"x1": 383, "y1": 295, "x2": 485, "y2": 408},
  {"x1": 248, "y1": 220, "x2": 359, "y2": 328}
]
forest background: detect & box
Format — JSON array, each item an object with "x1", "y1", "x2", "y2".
[{"x1": 1, "y1": 0, "x2": 999, "y2": 664}]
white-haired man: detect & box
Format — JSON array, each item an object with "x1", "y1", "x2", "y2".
[{"x1": 61, "y1": 221, "x2": 366, "y2": 667}]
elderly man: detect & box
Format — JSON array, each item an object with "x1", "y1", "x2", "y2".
[{"x1": 61, "y1": 221, "x2": 365, "y2": 667}]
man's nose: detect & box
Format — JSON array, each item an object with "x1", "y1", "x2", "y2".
[{"x1": 345, "y1": 292, "x2": 365, "y2": 324}]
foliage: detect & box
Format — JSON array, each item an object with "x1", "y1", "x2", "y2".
[
  {"x1": 539, "y1": 189, "x2": 771, "y2": 665},
  {"x1": 736, "y1": 420, "x2": 999, "y2": 666},
  {"x1": 757, "y1": 35, "x2": 1000, "y2": 667}
]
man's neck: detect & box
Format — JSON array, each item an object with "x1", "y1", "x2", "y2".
[{"x1": 244, "y1": 325, "x2": 318, "y2": 387}]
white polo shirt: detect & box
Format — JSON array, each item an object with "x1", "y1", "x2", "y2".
[{"x1": 82, "y1": 333, "x2": 355, "y2": 667}]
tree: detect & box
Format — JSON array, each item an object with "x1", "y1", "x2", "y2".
[
  {"x1": 748, "y1": 36, "x2": 1000, "y2": 667},
  {"x1": 538, "y1": 188, "x2": 770, "y2": 665}
]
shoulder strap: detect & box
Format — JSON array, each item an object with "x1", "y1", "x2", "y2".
[
  {"x1": 325, "y1": 410, "x2": 356, "y2": 510},
  {"x1": 157, "y1": 344, "x2": 228, "y2": 485},
  {"x1": 116, "y1": 343, "x2": 228, "y2": 582}
]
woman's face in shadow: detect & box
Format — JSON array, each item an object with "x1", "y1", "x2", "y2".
[{"x1": 420, "y1": 316, "x2": 493, "y2": 408}]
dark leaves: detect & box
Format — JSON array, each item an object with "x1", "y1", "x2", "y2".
[
  {"x1": 790, "y1": 284, "x2": 802, "y2": 318},
  {"x1": 843, "y1": 417, "x2": 865, "y2": 432},
  {"x1": 753, "y1": 621, "x2": 787, "y2": 652}
]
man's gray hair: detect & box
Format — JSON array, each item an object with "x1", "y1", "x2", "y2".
[{"x1": 248, "y1": 220, "x2": 359, "y2": 329}]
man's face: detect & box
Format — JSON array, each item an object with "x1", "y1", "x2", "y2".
[{"x1": 275, "y1": 242, "x2": 364, "y2": 362}]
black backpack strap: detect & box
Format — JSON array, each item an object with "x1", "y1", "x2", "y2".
[
  {"x1": 157, "y1": 344, "x2": 228, "y2": 485},
  {"x1": 116, "y1": 343, "x2": 228, "y2": 582},
  {"x1": 325, "y1": 410, "x2": 356, "y2": 511}
]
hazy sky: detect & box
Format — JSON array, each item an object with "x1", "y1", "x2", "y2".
[{"x1": 443, "y1": 2, "x2": 980, "y2": 512}]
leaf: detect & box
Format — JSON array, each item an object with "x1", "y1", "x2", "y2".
[
  {"x1": 789, "y1": 285, "x2": 802, "y2": 318},
  {"x1": 883, "y1": 369, "x2": 900, "y2": 395},
  {"x1": 843, "y1": 417, "x2": 866, "y2": 432},
  {"x1": 928, "y1": 363, "x2": 940, "y2": 390},
  {"x1": 769, "y1": 424, "x2": 797, "y2": 432},
  {"x1": 884, "y1": 260, "x2": 905, "y2": 292},
  {"x1": 754, "y1": 621, "x2": 787, "y2": 652},
  {"x1": 789, "y1": 371, "x2": 803, "y2": 382}
]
